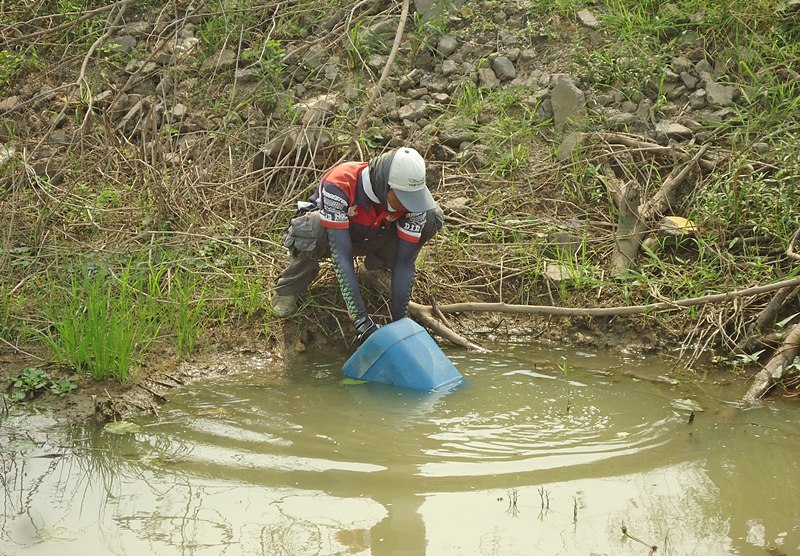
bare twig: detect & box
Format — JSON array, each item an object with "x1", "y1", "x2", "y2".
[
  {"x1": 350, "y1": 0, "x2": 411, "y2": 154},
  {"x1": 432, "y1": 276, "x2": 800, "y2": 317}
]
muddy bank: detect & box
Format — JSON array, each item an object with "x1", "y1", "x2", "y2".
[{"x1": 2, "y1": 311, "x2": 691, "y2": 425}]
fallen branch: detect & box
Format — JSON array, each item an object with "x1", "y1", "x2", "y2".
[
  {"x1": 743, "y1": 324, "x2": 800, "y2": 402},
  {"x1": 409, "y1": 302, "x2": 487, "y2": 351},
  {"x1": 431, "y1": 275, "x2": 800, "y2": 317}
]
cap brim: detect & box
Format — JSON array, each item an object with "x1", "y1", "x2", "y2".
[{"x1": 394, "y1": 187, "x2": 436, "y2": 213}]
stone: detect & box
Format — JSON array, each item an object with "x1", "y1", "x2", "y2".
[
  {"x1": 695, "y1": 59, "x2": 714, "y2": 74},
  {"x1": 437, "y1": 35, "x2": 458, "y2": 57},
  {"x1": 442, "y1": 59, "x2": 459, "y2": 77},
  {"x1": 688, "y1": 89, "x2": 707, "y2": 109},
  {"x1": 397, "y1": 100, "x2": 429, "y2": 120},
  {"x1": 551, "y1": 75, "x2": 586, "y2": 131},
  {"x1": 706, "y1": 82, "x2": 737, "y2": 107},
  {"x1": 0, "y1": 145, "x2": 15, "y2": 167},
  {"x1": 556, "y1": 132, "x2": 585, "y2": 162},
  {"x1": 655, "y1": 121, "x2": 693, "y2": 140},
  {"x1": 680, "y1": 71, "x2": 699, "y2": 90},
  {"x1": 108, "y1": 35, "x2": 137, "y2": 54},
  {"x1": 234, "y1": 68, "x2": 259, "y2": 83},
  {"x1": 202, "y1": 49, "x2": 237, "y2": 72},
  {"x1": 671, "y1": 56, "x2": 693, "y2": 73},
  {"x1": 544, "y1": 262, "x2": 581, "y2": 284},
  {"x1": 380, "y1": 92, "x2": 398, "y2": 112},
  {"x1": 657, "y1": 216, "x2": 698, "y2": 238},
  {"x1": 577, "y1": 9, "x2": 601, "y2": 29},
  {"x1": 607, "y1": 112, "x2": 637, "y2": 130},
  {"x1": 367, "y1": 54, "x2": 389, "y2": 72},
  {"x1": 0, "y1": 95, "x2": 20, "y2": 112},
  {"x1": 478, "y1": 67, "x2": 500, "y2": 90},
  {"x1": 491, "y1": 56, "x2": 516, "y2": 82},
  {"x1": 299, "y1": 94, "x2": 340, "y2": 125}
]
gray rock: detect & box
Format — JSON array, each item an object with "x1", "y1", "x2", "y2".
[
  {"x1": 0, "y1": 145, "x2": 15, "y2": 167},
  {"x1": 663, "y1": 68, "x2": 680, "y2": 82},
  {"x1": 170, "y1": 103, "x2": 187, "y2": 119},
  {"x1": 706, "y1": 82, "x2": 737, "y2": 107},
  {"x1": 0, "y1": 95, "x2": 20, "y2": 112},
  {"x1": 414, "y1": 49, "x2": 436, "y2": 72},
  {"x1": 689, "y1": 89, "x2": 707, "y2": 109},
  {"x1": 695, "y1": 59, "x2": 714, "y2": 74},
  {"x1": 108, "y1": 35, "x2": 137, "y2": 54},
  {"x1": 607, "y1": 112, "x2": 637, "y2": 130},
  {"x1": 544, "y1": 262, "x2": 581, "y2": 284},
  {"x1": 680, "y1": 71, "x2": 699, "y2": 90},
  {"x1": 49, "y1": 129, "x2": 74, "y2": 146},
  {"x1": 501, "y1": 48, "x2": 518, "y2": 64},
  {"x1": 367, "y1": 54, "x2": 388, "y2": 72},
  {"x1": 122, "y1": 22, "x2": 150, "y2": 37},
  {"x1": 500, "y1": 30, "x2": 519, "y2": 47},
  {"x1": 440, "y1": 127, "x2": 477, "y2": 149},
  {"x1": 671, "y1": 56, "x2": 693, "y2": 73},
  {"x1": 442, "y1": 59, "x2": 459, "y2": 77},
  {"x1": 235, "y1": 68, "x2": 259, "y2": 83},
  {"x1": 478, "y1": 67, "x2": 500, "y2": 90},
  {"x1": 414, "y1": 0, "x2": 463, "y2": 19},
  {"x1": 620, "y1": 100, "x2": 637, "y2": 113},
  {"x1": 519, "y1": 49, "x2": 537, "y2": 64},
  {"x1": 380, "y1": 92, "x2": 398, "y2": 112},
  {"x1": 437, "y1": 35, "x2": 458, "y2": 57},
  {"x1": 577, "y1": 9, "x2": 601, "y2": 28},
  {"x1": 398, "y1": 100, "x2": 429, "y2": 120},
  {"x1": 594, "y1": 93, "x2": 613, "y2": 107},
  {"x1": 665, "y1": 83, "x2": 687, "y2": 101},
  {"x1": 202, "y1": 49, "x2": 237, "y2": 72},
  {"x1": 556, "y1": 132, "x2": 584, "y2": 162},
  {"x1": 302, "y1": 44, "x2": 327, "y2": 70},
  {"x1": 551, "y1": 76, "x2": 586, "y2": 131},
  {"x1": 323, "y1": 63, "x2": 338, "y2": 82},
  {"x1": 343, "y1": 83, "x2": 360, "y2": 101},
  {"x1": 635, "y1": 99, "x2": 654, "y2": 124},
  {"x1": 655, "y1": 121, "x2": 693, "y2": 140},
  {"x1": 299, "y1": 93, "x2": 340, "y2": 125},
  {"x1": 491, "y1": 56, "x2": 516, "y2": 82}
]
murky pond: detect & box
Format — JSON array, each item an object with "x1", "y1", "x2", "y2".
[{"x1": 2, "y1": 342, "x2": 800, "y2": 555}]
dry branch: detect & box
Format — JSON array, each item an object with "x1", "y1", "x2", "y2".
[
  {"x1": 743, "y1": 324, "x2": 800, "y2": 402},
  {"x1": 609, "y1": 145, "x2": 708, "y2": 274},
  {"x1": 430, "y1": 275, "x2": 800, "y2": 317}
]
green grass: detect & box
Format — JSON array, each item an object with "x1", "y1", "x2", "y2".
[{"x1": 40, "y1": 265, "x2": 160, "y2": 384}]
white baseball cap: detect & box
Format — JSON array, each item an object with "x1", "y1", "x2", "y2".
[{"x1": 387, "y1": 147, "x2": 436, "y2": 213}]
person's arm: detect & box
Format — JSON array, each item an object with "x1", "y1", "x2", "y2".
[
  {"x1": 391, "y1": 238, "x2": 423, "y2": 321},
  {"x1": 319, "y1": 182, "x2": 378, "y2": 341},
  {"x1": 390, "y1": 211, "x2": 429, "y2": 321}
]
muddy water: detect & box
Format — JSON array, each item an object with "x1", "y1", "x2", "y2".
[{"x1": 2, "y1": 343, "x2": 800, "y2": 556}]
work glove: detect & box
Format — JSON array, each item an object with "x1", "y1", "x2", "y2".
[{"x1": 354, "y1": 315, "x2": 381, "y2": 345}]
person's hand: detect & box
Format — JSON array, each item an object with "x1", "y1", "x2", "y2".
[{"x1": 354, "y1": 316, "x2": 381, "y2": 344}]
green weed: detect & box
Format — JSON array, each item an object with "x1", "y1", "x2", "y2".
[
  {"x1": 40, "y1": 265, "x2": 160, "y2": 384},
  {"x1": 0, "y1": 48, "x2": 40, "y2": 88},
  {"x1": 172, "y1": 271, "x2": 205, "y2": 357},
  {"x1": 6, "y1": 367, "x2": 77, "y2": 402}
]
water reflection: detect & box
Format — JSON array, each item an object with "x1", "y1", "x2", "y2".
[{"x1": 2, "y1": 344, "x2": 800, "y2": 555}]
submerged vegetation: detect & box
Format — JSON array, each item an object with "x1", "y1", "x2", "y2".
[{"x1": 1, "y1": 0, "x2": 799, "y2": 399}]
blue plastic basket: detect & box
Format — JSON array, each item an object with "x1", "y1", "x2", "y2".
[{"x1": 343, "y1": 318, "x2": 463, "y2": 392}]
